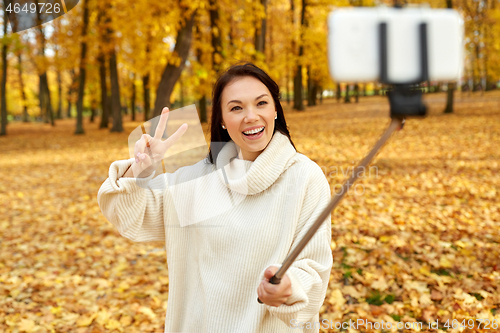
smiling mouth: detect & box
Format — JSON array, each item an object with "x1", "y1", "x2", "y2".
[{"x1": 243, "y1": 127, "x2": 265, "y2": 137}]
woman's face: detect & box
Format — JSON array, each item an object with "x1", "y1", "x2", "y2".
[{"x1": 220, "y1": 76, "x2": 277, "y2": 161}]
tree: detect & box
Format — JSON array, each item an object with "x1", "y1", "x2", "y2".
[
  {"x1": 194, "y1": 20, "x2": 208, "y2": 123},
  {"x1": 142, "y1": 43, "x2": 151, "y2": 122},
  {"x1": 444, "y1": 84, "x2": 456, "y2": 114},
  {"x1": 97, "y1": 7, "x2": 110, "y2": 128},
  {"x1": 35, "y1": 0, "x2": 55, "y2": 126},
  {"x1": 151, "y1": 6, "x2": 197, "y2": 120},
  {"x1": 75, "y1": 0, "x2": 89, "y2": 135},
  {"x1": 107, "y1": 2, "x2": 123, "y2": 133},
  {"x1": 17, "y1": 53, "x2": 28, "y2": 123},
  {"x1": 344, "y1": 84, "x2": 351, "y2": 103},
  {"x1": 130, "y1": 72, "x2": 136, "y2": 121},
  {"x1": 0, "y1": 0, "x2": 9, "y2": 136},
  {"x1": 292, "y1": 0, "x2": 305, "y2": 111},
  {"x1": 254, "y1": 0, "x2": 267, "y2": 58}
]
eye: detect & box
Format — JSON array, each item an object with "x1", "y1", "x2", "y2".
[
  {"x1": 258, "y1": 101, "x2": 267, "y2": 106},
  {"x1": 230, "y1": 106, "x2": 242, "y2": 111}
]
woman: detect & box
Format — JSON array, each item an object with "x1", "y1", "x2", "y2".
[{"x1": 97, "y1": 62, "x2": 333, "y2": 333}]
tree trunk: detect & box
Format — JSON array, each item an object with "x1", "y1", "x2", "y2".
[
  {"x1": 344, "y1": 84, "x2": 351, "y2": 103},
  {"x1": 293, "y1": 0, "x2": 306, "y2": 111},
  {"x1": 286, "y1": 59, "x2": 291, "y2": 105},
  {"x1": 67, "y1": 101, "x2": 72, "y2": 118},
  {"x1": 66, "y1": 69, "x2": 77, "y2": 118},
  {"x1": 307, "y1": 67, "x2": 316, "y2": 106},
  {"x1": 75, "y1": 0, "x2": 89, "y2": 135},
  {"x1": 17, "y1": 54, "x2": 29, "y2": 122},
  {"x1": 312, "y1": 81, "x2": 318, "y2": 105},
  {"x1": 152, "y1": 9, "x2": 196, "y2": 121},
  {"x1": 39, "y1": 76, "x2": 45, "y2": 120},
  {"x1": 198, "y1": 95, "x2": 207, "y2": 123},
  {"x1": 131, "y1": 73, "x2": 136, "y2": 121},
  {"x1": 109, "y1": 49, "x2": 123, "y2": 132},
  {"x1": 57, "y1": 71, "x2": 62, "y2": 119},
  {"x1": 0, "y1": 0, "x2": 8, "y2": 136},
  {"x1": 98, "y1": 9, "x2": 110, "y2": 128},
  {"x1": 293, "y1": 69, "x2": 304, "y2": 110},
  {"x1": 443, "y1": 0, "x2": 455, "y2": 113},
  {"x1": 336, "y1": 83, "x2": 341, "y2": 102},
  {"x1": 90, "y1": 98, "x2": 96, "y2": 123},
  {"x1": 210, "y1": 0, "x2": 222, "y2": 75},
  {"x1": 41, "y1": 73, "x2": 54, "y2": 126},
  {"x1": 444, "y1": 82, "x2": 455, "y2": 113},
  {"x1": 35, "y1": 4, "x2": 55, "y2": 127},
  {"x1": 195, "y1": 23, "x2": 207, "y2": 123},
  {"x1": 254, "y1": 0, "x2": 267, "y2": 58},
  {"x1": 290, "y1": 0, "x2": 300, "y2": 110},
  {"x1": 354, "y1": 83, "x2": 359, "y2": 103},
  {"x1": 98, "y1": 53, "x2": 109, "y2": 128},
  {"x1": 142, "y1": 38, "x2": 151, "y2": 122},
  {"x1": 143, "y1": 74, "x2": 150, "y2": 121}
]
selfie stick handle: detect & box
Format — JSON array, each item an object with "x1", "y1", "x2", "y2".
[{"x1": 258, "y1": 117, "x2": 403, "y2": 304}]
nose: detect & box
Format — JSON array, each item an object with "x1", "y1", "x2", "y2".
[{"x1": 245, "y1": 107, "x2": 258, "y2": 122}]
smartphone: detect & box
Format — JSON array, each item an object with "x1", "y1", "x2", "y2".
[{"x1": 327, "y1": 7, "x2": 464, "y2": 83}]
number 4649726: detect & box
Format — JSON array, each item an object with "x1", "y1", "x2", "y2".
[
  {"x1": 442, "y1": 319, "x2": 498, "y2": 329},
  {"x1": 6, "y1": 2, "x2": 62, "y2": 14}
]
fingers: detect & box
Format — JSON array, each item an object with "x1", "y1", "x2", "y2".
[
  {"x1": 164, "y1": 123, "x2": 189, "y2": 150},
  {"x1": 135, "y1": 151, "x2": 152, "y2": 167},
  {"x1": 264, "y1": 266, "x2": 279, "y2": 279},
  {"x1": 143, "y1": 134, "x2": 154, "y2": 159},
  {"x1": 258, "y1": 281, "x2": 289, "y2": 307},
  {"x1": 258, "y1": 270, "x2": 291, "y2": 306},
  {"x1": 135, "y1": 134, "x2": 151, "y2": 160},
  {"x1": 154, "y1": 107, "x2": 170, "y2": 141},
  {"x1": 262, "y1": 278, "x2": 281, "y2": 294},
  {"x1": 132, "y1": 151, "x2": 155, "y2": 178}
]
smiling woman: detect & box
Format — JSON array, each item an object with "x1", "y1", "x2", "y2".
[
  {"x1": 208, "y1": 62, "x2": 296, "y2": 163},
  {"x1": 97, "y1": 62, "x2": 333, "y2": 333},
  {"x1": 220, "y1": 77, "x2": 277, "y2": 160}
]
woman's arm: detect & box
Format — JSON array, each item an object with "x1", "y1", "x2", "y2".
[
  {"x1": 259, "y1": 164, "x2": 333, "y2": 327},
  {"x1": 97, "y1": 158, "x2": 166, "y2": 243}
]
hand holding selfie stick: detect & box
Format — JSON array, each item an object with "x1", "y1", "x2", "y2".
[
  {"x1": 258, "y1": 17, "x2": 430, "y2": 305},
  {"x1": 257, "y1": 118, "x2": 404, "y2": 304}
]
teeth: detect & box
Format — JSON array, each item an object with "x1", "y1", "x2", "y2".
[{"x1": 243, "y1": 127, "x2": 264, "y2": 135}]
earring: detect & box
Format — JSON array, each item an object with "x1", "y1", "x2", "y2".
[
  {"x1": 275, "y1": 115, "x2": 277, "y2": 119},
  {"x1": 221, "y1": 124, "x2": 226, "y2": 129}
]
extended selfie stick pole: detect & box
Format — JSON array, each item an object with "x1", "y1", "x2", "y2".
[
  {"x1": 257, "y1": 118, "x2": 404, "y2": 304},
  {"x1": 258, "y1": 19, "x2": 428, "y2": 304}
]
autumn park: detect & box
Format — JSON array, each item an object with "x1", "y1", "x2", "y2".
[{"x1": 0, "y1": 0, "x2": 499, "y2": 332}]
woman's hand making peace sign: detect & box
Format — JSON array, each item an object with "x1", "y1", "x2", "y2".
[{"x1": 130, "y1": 107, "x2": 188, "y2": 178}]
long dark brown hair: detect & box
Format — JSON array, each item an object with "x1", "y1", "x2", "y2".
[{"x1": 206, "y1": 62, "x2": 296, "y2": 164}]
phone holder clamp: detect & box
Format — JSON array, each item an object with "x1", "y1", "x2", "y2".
[{"x1": 379, "y1": 22, "x2": 428, "y2": 120}]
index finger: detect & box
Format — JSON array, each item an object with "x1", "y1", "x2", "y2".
[{"x1": 154, "y1": 107, "x2": 170, "y2": 141}]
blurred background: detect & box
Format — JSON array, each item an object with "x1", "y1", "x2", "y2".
[{"x1": 0, "y1": 0, "x2": 498, "y2": 129}]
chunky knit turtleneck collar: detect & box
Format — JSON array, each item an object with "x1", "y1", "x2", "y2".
[{"x1": 215, "y1": 131, "x2": 297, "y2": 195}]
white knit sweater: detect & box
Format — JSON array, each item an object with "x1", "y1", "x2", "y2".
[{"x1": 97, "y1": 131, "x2": 333, "y2": 333}]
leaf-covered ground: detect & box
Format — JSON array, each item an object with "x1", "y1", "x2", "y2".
[{"x1": 1, "y1": 91, "x2": 499, "y2": 332}]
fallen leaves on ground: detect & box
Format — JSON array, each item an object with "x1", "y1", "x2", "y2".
[{"x1": 0, "y1": 92, "x2": 499, "y2": 332}]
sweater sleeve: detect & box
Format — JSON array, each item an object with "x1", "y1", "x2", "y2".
[
  {"x1": 259, "y1": 164, "x2": 333, "y2": 328},
  {"x1": 97, "y1": 158, "x2": 166, "y2": 243}
]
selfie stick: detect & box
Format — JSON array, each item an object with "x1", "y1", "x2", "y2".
[
  {"x1": 257, "y1": 118, "x2": 403, "y2": 303},
  {"x1": 258, "y1": 20, "x2": 428, "y2": 304}
]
